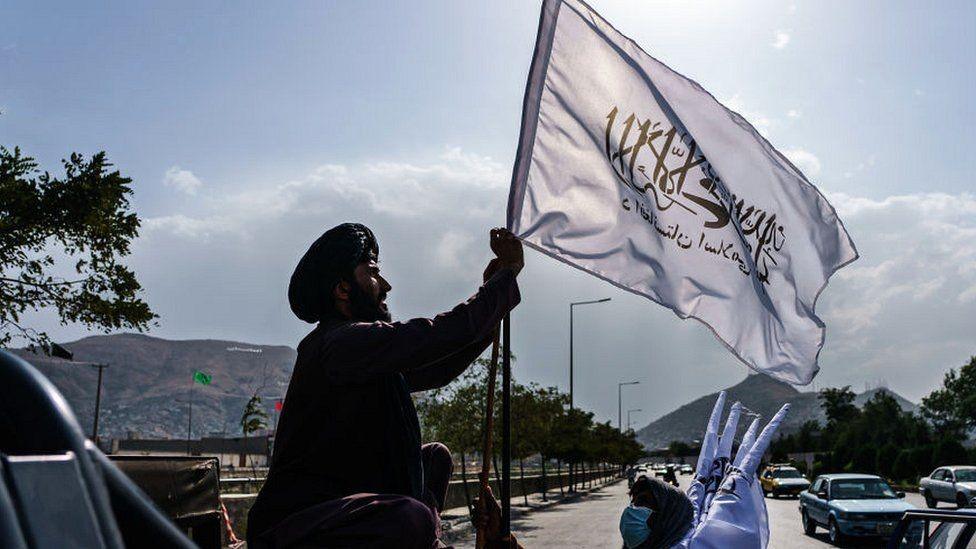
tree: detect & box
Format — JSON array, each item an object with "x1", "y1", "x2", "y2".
[
  {"x1": 921, "y1": 356, "x2": 976, "y2": 438},
  {"x1": 818, "y1": 386, "x2": 859, "y2": 427},
  {"x1": 241, "y1": 393, "x2": 269, "y2": 468},
  {"x1": 0, "y1": 146, "x2": 155, "y2": 349}
]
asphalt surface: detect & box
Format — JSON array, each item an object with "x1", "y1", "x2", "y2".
[{"x1": 452, "y1": 475, "x2": 929, "y2": 548}]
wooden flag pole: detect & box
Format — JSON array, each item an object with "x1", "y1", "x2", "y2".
[{"x1": 475, "y1": 331, "x2": 501, "y2": 549}]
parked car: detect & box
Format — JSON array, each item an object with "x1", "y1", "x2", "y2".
[
  {"x1": 886, "y1": 508, "x2": 976, "y2": 548},
  {"x1": 920, "y1": 466, "x2": 976, "y2": 509},
  {"x1": 799, "y1": 473, "x2": 914, "y2": 546},
  {"x1": 679, "y1": 464, "x2": 693, "y2": 475},
  {"x1": 760, "y1": 464, "x2": 810, "y2": 498}
]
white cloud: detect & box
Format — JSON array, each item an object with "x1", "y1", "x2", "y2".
[
  {"x1": 782, "y1": 147, "x2": 821, "y2": 176},
  {"x1": 786, "y1": 109, "x2": 802, "y2": 119},
  {"x1": 821, "y1": 191, "x2": 976, "y2": 337},
  {"x1": 772, "y1": 30, "x2": 791, "y2": 49},
  {"x1": 163, "y1": 166, "x2": 203, "y2": 195}
]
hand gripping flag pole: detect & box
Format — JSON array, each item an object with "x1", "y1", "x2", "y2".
[
  {"x1": 475, "y1": 314, "x2": 513, "y2": 547},
  {"x1": 475, "y1": 332, "x2": 500, "y2": 548}
]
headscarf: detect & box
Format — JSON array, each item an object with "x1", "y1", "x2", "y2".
[
  {"x1": 624, "y1": 475, "x2": 694, "y2": 548},
  {"x1": 288, "y1": 223, "x2": 378, "y2": 323}
]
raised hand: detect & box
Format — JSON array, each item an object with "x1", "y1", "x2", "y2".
[{"x1": 677, "y1": 394, "x2": 790, "y2": 549}]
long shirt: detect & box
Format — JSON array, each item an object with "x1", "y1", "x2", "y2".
[{"x1": 247, "y1": 268, "x2": 520, "y2": 536}]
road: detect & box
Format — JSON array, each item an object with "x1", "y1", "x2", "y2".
[{"x1": 452, "y1": 476, "x2": 927, "y2": 548}]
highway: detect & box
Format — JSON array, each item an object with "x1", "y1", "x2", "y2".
[{"x1": 453, "y1": 475, "x2": 927, "y2": 548}]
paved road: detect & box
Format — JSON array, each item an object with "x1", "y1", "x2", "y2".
[{"x1": 452, "y1": 476, "x2": 927, "y2": 548}]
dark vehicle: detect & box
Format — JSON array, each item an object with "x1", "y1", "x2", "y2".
[
  {"x1": 887, "y1": 508, "x2": 976, "y2": 548},
  {"x1": 799, "y1": 473, "x2": 914, "y2": 546}
]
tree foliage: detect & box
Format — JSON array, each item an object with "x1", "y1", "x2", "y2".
[
  {"x1": 416, "y1": 352, "x2": 646, "y2": 490},
  {"x1": 0, "y1": 146, "x2": 155, "y2": 348},
  {"x1": 920, "y1": 356, "x2": 976, "y2": 438},
  {"x1": 772, "y1": 365, "x2": 976, "y2": 483}
]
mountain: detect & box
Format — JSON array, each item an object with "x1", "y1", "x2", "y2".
[
  {"x1": 635, "y1": 373, "x2": 917, "y2": 451},
  {"x1": 9, "y1": 333, "x2": 297, "y2": 440}
]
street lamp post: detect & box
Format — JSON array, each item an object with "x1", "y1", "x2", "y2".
[
  {"x1": 627, "y1": 408, "x2": 643, "y2": 431},
  {"x1": 618, "y1": 381, "x2": 639, "y2": 431},
  {"x1": 569, "y1": 298, "x2": 611, "y2": 409},
  {"x1": 48, "y1": 343, "x2": 109, "y2": 445}
]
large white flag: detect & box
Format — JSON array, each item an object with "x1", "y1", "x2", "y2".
[{"x1": 507, "y1": 0, "x2": 858, "y2": 385}]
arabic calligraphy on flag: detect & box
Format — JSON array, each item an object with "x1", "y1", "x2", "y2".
[{"x1": 507, "y1": 0, "x2": 857, "y2": 384}]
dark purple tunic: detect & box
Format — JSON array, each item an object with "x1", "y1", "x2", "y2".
[{"x1": 247, "y1": 269, "x2": 520, "y2": 542}]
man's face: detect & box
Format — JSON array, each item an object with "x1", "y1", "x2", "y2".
[{"x1": 349, "y1": 259, "x2": 392, "y2": 322}]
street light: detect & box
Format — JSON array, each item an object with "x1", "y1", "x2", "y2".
[
  {"x1": 627, "y1": 408, "x2": 643, "y2": 430},
  {"x1": 618, "y1": 381, "x2": 640, "y2": 431},
  {"x1": 569, "y1": 298, "x2": 611, "y2": 409},
  {"x1": 47, "y1": 343, "x2": 109, "y2": 445}
]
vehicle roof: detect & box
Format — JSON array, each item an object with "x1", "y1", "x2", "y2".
[
  {"x1": 946, "y1": 465, "x2": 976, "y2": 470},
  {"x1": 766, "y1": 465, "x2": 798, "y2": 469},
  {"x1": 903, "y1": 509, "x2": 976, "y2": 520},
  {"x1": 817, "y1": 473, "x2": 881, "y2": 480}
]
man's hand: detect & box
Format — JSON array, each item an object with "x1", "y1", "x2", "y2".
[
  {"x1": 474, "y1": 486, "x2": 524, "y2": 548},
  {"x1": 484, "y1": 228, "x2": 524, "y2": 280},
  {"x1": 473, "y1": 485, "x2": 502, "y2": 538}
]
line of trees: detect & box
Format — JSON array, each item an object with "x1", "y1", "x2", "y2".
[
  {"x1": 771, "y1": 356, "x2": 976, "y2": 484},
  {"x1": 416, "y1": 354, "x2": 646, "y2": 511}
]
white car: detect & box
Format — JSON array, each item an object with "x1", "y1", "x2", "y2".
[{"x1": 920, "y1": 466, "x2": 976, "y2": 509}]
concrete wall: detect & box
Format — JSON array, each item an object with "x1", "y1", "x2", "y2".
[{"x1": 223, "y1": 467, "x2": 620, "y2": 540}]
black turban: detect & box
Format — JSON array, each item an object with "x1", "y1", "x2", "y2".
[{"x1": 288, "y1": 223, "x2": 379, "y2": 323}]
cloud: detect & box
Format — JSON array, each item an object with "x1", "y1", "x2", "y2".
[
  {"x1": 786, "y1": 109, "x2": 802, "y2": 119},
  {"x1": 163, "y1": 166, "x2": 203, "y2": 195},
  {"x1": 821, "y1": 191, "x2": 976, "y2": 333},
  {"x1": 782, "y1": 148, "x2": 821, "y2": 177},
  {"x1": 772, "y1": 31, "x2": 791, "y2": 50}
]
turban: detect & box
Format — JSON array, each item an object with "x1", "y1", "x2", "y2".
[{"x1": 288, "y1": 223, "x2": 378, "y2": 323}]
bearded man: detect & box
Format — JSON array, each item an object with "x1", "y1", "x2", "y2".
[{"x1": 247, "y1": 223, "x2": 523, "y2": 549}]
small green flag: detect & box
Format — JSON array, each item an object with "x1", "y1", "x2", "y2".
[{"x1": 193, "y1": 370, "x2": 212, "y2": 385}]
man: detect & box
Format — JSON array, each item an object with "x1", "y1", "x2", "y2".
[{"x1": 248, "y1": 223, "x2": 523, "y2": 548}]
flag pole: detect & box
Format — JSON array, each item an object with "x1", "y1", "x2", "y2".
[
  {"x1": 475, "y1": 332, "x2": 501, "y2": 549},
  {"x1": 501, "y1": 312, "x2": 512, "y2": 537},
  {"x1": 186, "y1": 381, "x2": 194, "y2": 455}
]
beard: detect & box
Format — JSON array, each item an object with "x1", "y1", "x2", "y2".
[{"x1": 347, "y1": 281, "x2": 391, "y2": 322}]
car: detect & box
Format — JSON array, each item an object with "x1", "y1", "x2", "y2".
[
  {"x1": 760, "y1": 464, "x2": 810, "y2": 498},
  {"x1": 679, "y1": 464, "x2": 693, "y2": 475},
  {"x1": 886, "y1": 508, "x2": 976, "y2": 548},
  {"x1": 799, "y1": 473, "x2": 915, "y2": 546},
  {"x1": 919, "y1": 465, "x2": 976, "y2": 509}
]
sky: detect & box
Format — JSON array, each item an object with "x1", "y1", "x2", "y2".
[{"x1": 2, "y1": 0, "x2": 975, "y2": 428}]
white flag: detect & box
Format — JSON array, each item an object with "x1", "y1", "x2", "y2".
[{"x1": 507, "y1": 0, "x2": 857, "y2": 384}]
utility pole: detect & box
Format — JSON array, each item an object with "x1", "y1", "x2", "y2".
[
  {"x1": 46, "y1": 344, "x2": 110, "y2": 447},
  {"x1": 569, "y1": 298, "x2": 611, "y2": 409},
  {"x1": 618, "y1": 381, "x2": 639, "y2": 431},
  {"x1": 186, "y1": 383, "x2": 194, "y2": 455},
  {"x1": 91, "y1": 363, "x2": 109, "y2": 444}
]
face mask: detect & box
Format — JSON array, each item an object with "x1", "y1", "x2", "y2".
[{"x1": 620, "y1": 504, "x2": 653, "y2": 548}]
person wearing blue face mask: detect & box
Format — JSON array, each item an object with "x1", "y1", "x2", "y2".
[{"x1": 620, "y1": 475, "x2": 694, "y2": 549}]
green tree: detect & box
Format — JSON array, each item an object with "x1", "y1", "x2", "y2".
[
  {"x1": 819, "y1": 386, "x2": 859, "y2": 427},
  {"x1": 921, "y1": 356, "x2": 976, "y2": 438},
  {"x1": 0, "y1": 146, "x2": 155, "y2": 349},
  {"x1": 240, "y1": 393, "x2": 269, "y2": 468}
]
